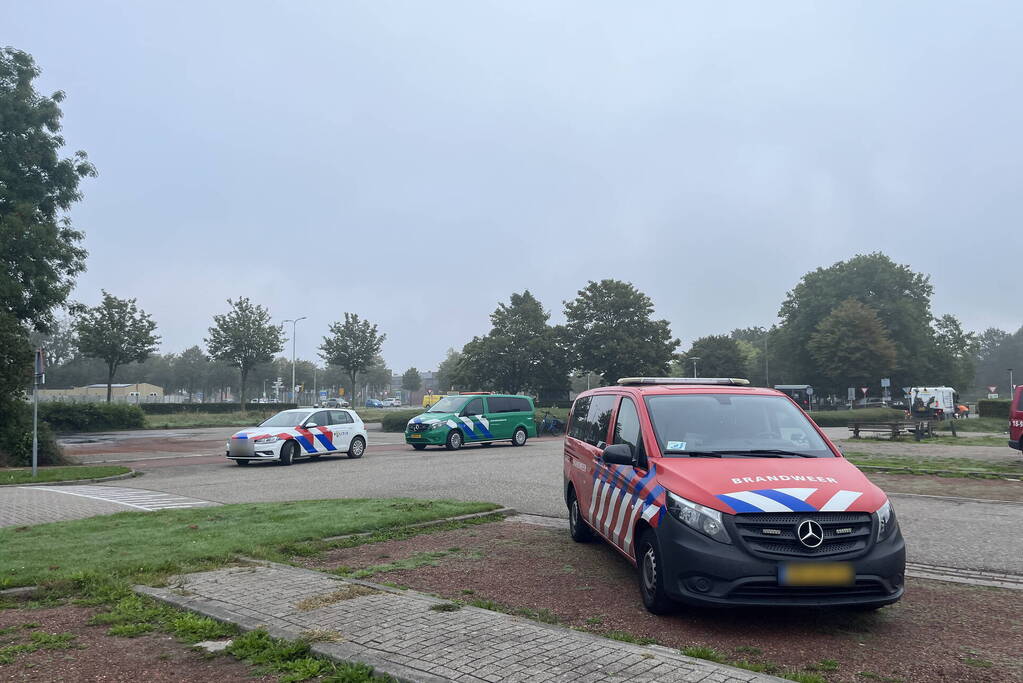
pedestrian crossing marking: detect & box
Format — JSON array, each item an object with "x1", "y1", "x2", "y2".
[{"x1": 23, "y1": 485, "x2": 218, "y2": 511}]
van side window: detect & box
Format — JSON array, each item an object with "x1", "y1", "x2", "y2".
[
  {"x1": 586, "y1": 395, "x2": 616, "y2": 446},
  {"x1": 568, "y1": 397, "x2": 592, "y2": 440},
  {"x1": 486, "y1": 397, "x2": 509, "y2": 413},
  {"x1": 510, "y1": 397, "x2": 532, "y2": 412},
  {"x1": 613, "y1": 397, "x2": 645, "y2": 464},
  {"x1": 463, "y1": 398, "x2": 484, "y2": 416}
]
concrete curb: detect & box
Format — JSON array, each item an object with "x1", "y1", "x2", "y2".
[
  {"x1": 857, "y1": 464, "x2": 1023, "y2": 481},
  {"x1": 318, "y1": 506, "x2": 515, "y2": 543},
  {"x1": 2, "y1": 469, "x2": 140, "y2": 487}
]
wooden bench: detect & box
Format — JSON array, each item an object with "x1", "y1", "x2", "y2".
[{"x1": 848, "y1": 421, "x2": 931, "y2": 439}]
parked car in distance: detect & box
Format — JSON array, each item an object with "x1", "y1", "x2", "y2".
[
  {"x1": 365, "y1": 398, "x2": 384, "y2": 408},
  {"x1": 319, "y1": 398, "x2": 350, "y2": 409},
  {"x1": 382, "y1": 397, "x2": 401, "y2": 407},
  {"x1": 225, "y1": 408, "x2": 367, "y2": 465}
]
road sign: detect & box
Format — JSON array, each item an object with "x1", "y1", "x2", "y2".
[
  {"x1": 988, "y1": 393, "x2": 999, "y2": 399},
  {"x1": 902, "y1": 387, "x2": 911, "y2": 395},
  {"x1": 860, "y1": 387, "x2": 869, "y2": 396},
  {"x1": 988, "y1": 386, "x2": 997, "y2": 394},
  {"x1": 806, "y1": 387, "x2": 814, "y2": 396},
  {"x1": 319, "y1": 390, "x2": 327, "y2": 399},
  {"x1": 339, "y1": 387, "x2": 345, "y2": 396},
  {"x1": 880, "y1": 377, "x2": 890, "y2": 388},
  {"x1": 847, "y1": 387, "x2": 856, "y2": 401}
]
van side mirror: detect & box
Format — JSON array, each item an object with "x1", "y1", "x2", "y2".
[{"x1": 601, "y1": 443, "x2": 634, "y2": 466}]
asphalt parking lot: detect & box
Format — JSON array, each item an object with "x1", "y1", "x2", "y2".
[{"x1": 1, "y1": 427, "x2": 1019, "y2": 577}]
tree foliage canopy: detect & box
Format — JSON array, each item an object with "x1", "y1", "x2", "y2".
[
  {"x1": 205, "y1": 297, "x2": 284, "y2": 404},
  {"x1": 75, "y1": 291, "x2": 160, "y2": 402},
  {"x1": 401, "y1": 367, "x2": 422, "y2": 393},
  {"x1": 563, "y1": 279, "x2": 678, "y2": 383},
  {"x1": 677, "y1": 335, "x2": 748, "y2": 378},
  {"x1": 806, "y1": 299, "x2": 897, "y2": 389},
  {"x1": 319, "y1": 313, "x2": 386, "y2": 398}
]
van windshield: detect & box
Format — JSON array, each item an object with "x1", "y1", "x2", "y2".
[
  {"x1": 426, "y1": 396, "x2": 468, "y2": 413},
  {"x1": 645, "y1": 394, "x2": 833, "y2": 458}
]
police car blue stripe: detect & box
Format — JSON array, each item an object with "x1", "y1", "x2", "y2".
[
  {"x1": 751, "y1": 488, "x2": 817, "y2": 512},
  {"x1": 716, "y1": 494, "x2": 763, "y2": 514},
  {"x1": 294, "y1": 435, "x2": 317, "y2": 453},
  {"x1": 312, "y1": 433, "x2": 335, "y2": 451}
]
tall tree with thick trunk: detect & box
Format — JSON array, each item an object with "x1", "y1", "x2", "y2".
[
  {"x1": 205, "y1": 298, "x2": 284, "y2": 406},
  {"x1": 75, "y1": 291, "x2": 160, "y2": 402}
]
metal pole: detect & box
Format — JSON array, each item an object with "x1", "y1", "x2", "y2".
[
  {"x1": 691, "y1": 357, "x2": 700, "y2": 378},
  {"x1": 764, "y1": 332, "x2": 769, "y2": 386},
  {"x1": 1010, "y1": 368, "x2": 1014, "y2": 395},
  {"x1": 32, "y1": 380, "x2": 38, "y2": 478},
  {"x1": 283, "y1": 316, "x2": 307, "y2": 404}
]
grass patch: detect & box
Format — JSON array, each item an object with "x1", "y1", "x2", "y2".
[
  {"x1": 429, "y1": 602, "x2": 461, "y2": 612},
  {"x1": 962, "y1": 657, "x2": 993, "y2": 668},
  {"x1": 786, "y1": 674, "x2": 828, "y2": 683},
  {"x1": 935, "y1": 417, "x2": 1007, "y2": 433},
  {"x1": 89, "y1": 593, "x2": 237, "y2": 641},
  {"x1": 226, "y1": 629, "x2": 393, "y2": 682},
  {"x1": 332, "y1": 549, "x2": 471, "y2": 579},
  {"x1": 602, "y1": 630, "x2": 655, "y2": 645},
  {"x1": 0, "y1": 630, "x2": 79, "y2": 665},
  {"x1": 0, "y1": 498, "x2": 498, "y2": 589},
  {"x1": 852, "y1": 435, "x2": 1008, "y2": 447},
  {"x1": 0, "y1": 465, "x2": 131, "y2": 486},
  {"x1": 808, "y1": 408, "x2": 906, "y2": 427},
  {"x1": 844, "y1": 452, "x2": 1023, "y2": 477},
  {"x1": 459, "y1": 597, "x2": 563, "y2": 624}
]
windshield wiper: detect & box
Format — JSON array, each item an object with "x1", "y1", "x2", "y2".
[
  {"x1": 713, "y1": 449, "x2": 817, "y2": 458},
  {"x1": 663, "y1": 450, "x2": 723, "y2": 457}
]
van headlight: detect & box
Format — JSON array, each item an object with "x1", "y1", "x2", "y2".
[
  {"x1": 876, "y1": 499, "x2": 897, "y2": 541},
  {"x1": 254, "y1": 435, "x2": 279, "y2": 444},
  {"x1": 429, "y1": 421, "x2": 448, "y2": 430},
  {"x1": 665, "y1": 492, "x2": 731, "y2": 544}
]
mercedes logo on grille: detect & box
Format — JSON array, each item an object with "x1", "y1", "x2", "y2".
[{"x1": 797, "y1": 519, "x2": 824, "y2": 548}]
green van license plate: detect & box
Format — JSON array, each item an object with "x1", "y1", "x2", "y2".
[{"x1": 779, "y1": 562, "x2": 854, "y2": 586}]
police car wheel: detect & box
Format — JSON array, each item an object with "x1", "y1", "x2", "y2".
[
  {"x1": 637, "y1": 529, "x2": 674, "y2": 614},
  {"x1": 347, "y1": 436, "x2": 365, "y2": 459},
  {"x1": 412, "y1": 444, "x2": 427, "y2": 450},
  {"x1": 512, "y1": 427, "x2": 527, "y2": 446},
  {"x1": 280, "y1": 441, "x2": 296, "y2": 466},
  {"x1": 445, "y1": 430, "x2": 463, "y2": 450},
  {"x1": 568, "y1": 491, "x2": 593, "y2": 542}
]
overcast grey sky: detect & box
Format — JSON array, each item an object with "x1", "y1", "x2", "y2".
[{"x1": 4, "y1": 1, "x2": 1021, "y2": 372}]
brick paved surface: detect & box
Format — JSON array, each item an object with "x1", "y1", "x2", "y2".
[
  {"x1": 0, "y1": 486, "x2": 127, "y2": 527},
  {"x1": 139, "y1": 563, "x2": 783, "y2": 683}
]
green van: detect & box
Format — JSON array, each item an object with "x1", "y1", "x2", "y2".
[{"x1": 404, "y1": 393, "x2": 537, "y2": 450}]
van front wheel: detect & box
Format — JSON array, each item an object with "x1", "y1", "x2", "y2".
[{"x1": 445, "y1": 430, "x2": 463, "y2": 450}]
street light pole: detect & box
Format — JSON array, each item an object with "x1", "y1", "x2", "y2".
[
  {"x1": 1010, "y1": 368, "x2": 1014, "y2": 396},
  {"x1": 282, "y1": 317, "x2": 307, "y2": 404},
  {"x1": 691, "y1": 357, "x2": 700, "y2": 378}
]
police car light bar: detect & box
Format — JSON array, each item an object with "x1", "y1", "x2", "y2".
[{"x1": 616, "y1": 377, "x2": 751, "y2": 386}]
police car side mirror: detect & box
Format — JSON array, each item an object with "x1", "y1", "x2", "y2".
[
  {"x1": 601, "y1": 444, "x2": 635, "y2": 466},
  {"x1": 305, "y1": 421, "x2": 318, "y2": 428}
]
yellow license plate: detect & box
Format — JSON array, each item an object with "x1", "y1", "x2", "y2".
[
  {"x1": 779, "y1": 562, "x2": 854, "y2": 586},
  {"x1": 410, "y1": 434, "x2": 422, "y2": 439}
]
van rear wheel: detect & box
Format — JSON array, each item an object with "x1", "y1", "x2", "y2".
[{"x1": 512, "y1": 427, "x2": 527, "y2": 446}]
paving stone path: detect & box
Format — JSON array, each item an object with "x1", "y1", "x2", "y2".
[{"x1": 139, "y1": 562, "x2": 783, "y2": 683}]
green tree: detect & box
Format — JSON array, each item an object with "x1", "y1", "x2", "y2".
[
  {"x1": 434, "y1": 348, "x2": 462, "y2": 393},
  {"x1": 174, "y1": 346, "x2": 209, "y2": 402},
  {"x1": 678, "y1": 335, "x2": 748, "y2": 378},
  {"x1": 28, "y1": 315, "x2": 78, "y2": 368},
  {"x1": 930, "y1": 314, "x2": 978, "y2": 391},
  {"x1": 364, "y1": 358, "x2": 393, "y2": 396},
  {"x1": 776, "y1": 253, "x2": 933, "y2": 388},
  {"x1": 75, "y1": 291, "x2": 160, "y2": 402},
  {"x1": 402, "y1": 367, "x2": 422, "y2": 393},
  {"x1": 0, "y1": 48, "x2": 94, "y2": 464},
  {"x1": 205, "y1": 297, "x2": 284, "y2": 406},
  {"x1": 807, "y1": 299, "x2": 897, "y2": 391},
  {"x1": 973, "y1": 325, "x2": 1022, "y2": 395},
  {"x1": 563, "y1": 280, "x2": 678, "y2": 383},
  {"x1": 319, "y1": 313, "x2": 386, "y2": 401},
  {"x1": 454, "y1": 291, "x2": 571, "y2": 395}
]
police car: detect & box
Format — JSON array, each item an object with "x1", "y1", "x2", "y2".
[
  {"x1": 564, "y1": 378, "x2": 905, "y2": 613},
  {"x1": 226, "y1": 407, "x2": 367, "y2": 465}
]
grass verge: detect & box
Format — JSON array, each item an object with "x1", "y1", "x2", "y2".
[
  {"x1": 845, "y1": 452, "x2": 1023, "y2": 477},
  {"x1": 0, "y1": 498, "x2": 499, "y2": 589},
  {"x1": 935, "y1": 417, "x2": 1008, "y2": 433},
  {"x1": 0, "y1": 465, "x2": 131, "y2": 486},
  {"x1": 847, "y1": 435, "x2": 1008, "y2": 447},
  {"x1": 144, "y1": 411, "x2": 279, "y2": 429}
]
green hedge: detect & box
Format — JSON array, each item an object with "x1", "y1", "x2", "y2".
[
  {"x1": 381, "y1": 410, "x2": 424, "y2": 432},
  {"x1": 39, "y1": 402, "x2": 146, "y2": 432},
  {"x1": 806, "y1": 408, "x2": 906, "y2": 427},
  {"x1": 977, "y1": 399, "x2": 1011, "y2": 419},
  {"x1": 0, "y1": 398, "x2": 65, "y2": 467},
  {"x1": 140, "y1": 402, "x2": 297, "y2": 415}
]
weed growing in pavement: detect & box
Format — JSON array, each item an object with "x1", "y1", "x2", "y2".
[
  {"x1": 733, "y1": 645, "x2": 762, "y2": 655},
  {"x1": 807, "y1": 658, "x2": 840, "y2": 672},
  {"x1": 225, "y1": 629, "x2": 394, "y2": 682},
  {"x1": 429, "y1": 603, "x2": 461, "y2": 612},
  {"x1": 89, "y1": 593, "x2": 237, "y2": 642},
  {"x1": 294, "y1": 585, "x2": 379, "y2": 611},
  {"x1": 332, "y1": 548, "x2": 478, "y2": 579},
  {"x1": 732, "y1": 659, "x2": 780, "y2": 674},
  {"x1": 963, "y1": 657, "x2": 994, "y2": 668},
  {"x1": 785, "y1": 674, "x2": 827, "y2": 683},
  {"x1": 584, "y1": 615, "x2": 603, "y2": 626},
  {"x1": 602, "y1": 630, "x2": 656, "y2": 645},
  {"x1": 681, "y1": 645, "x2": 728, "y2": 663}
]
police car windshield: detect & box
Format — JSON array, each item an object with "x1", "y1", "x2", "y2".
[
  {"x1": 259, "y1": 410, "x2": 313, "y2": 427},
  {"x1": 644, "y1": 394, "x2": 833, "y2": 458},
  {"x1": 426, "y1": 396, "x2": 468, "y2": 413}
]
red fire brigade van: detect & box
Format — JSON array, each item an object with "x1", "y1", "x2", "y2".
[
  {"x1": 563, "y1": 378, "x2": 905, "y2": 613},
  {"x1": 1010, "y1": 385, "x2": 1023, "y2": 451}
]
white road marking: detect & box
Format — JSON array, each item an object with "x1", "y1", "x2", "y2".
[{"x1": 22, "y1": 485, "x2": 218, "y2": 511}]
